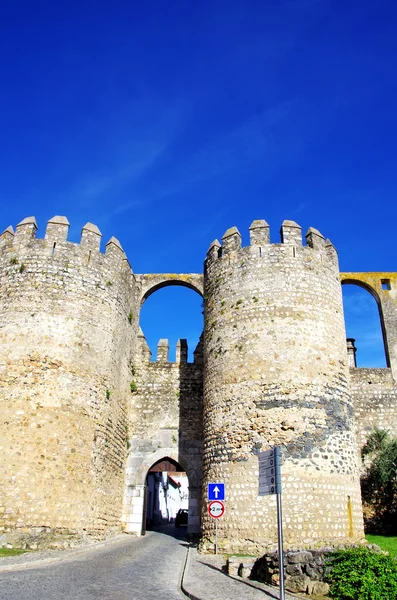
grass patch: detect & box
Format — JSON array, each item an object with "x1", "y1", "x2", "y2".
[
  {"x1": 0, "y1": 548, "x2": 27, "y2": 557},
  {"x1": 366, "y1": 534, "x2": 397, "y2": 557}
]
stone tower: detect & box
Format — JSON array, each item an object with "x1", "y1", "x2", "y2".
[
  {"x1": 202, "y1": 220, "x2": 364, "y2": 553},
  {"x1": 0, "y1": 217, "x2": 138, "y2": 546}
]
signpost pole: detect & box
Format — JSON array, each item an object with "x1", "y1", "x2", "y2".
[
  {"x1": 215, "y1": 519, "x2": 218, "y2": 555},
  {"x1": 275, "y1": 447, "x2": 285, "y2": 600}
]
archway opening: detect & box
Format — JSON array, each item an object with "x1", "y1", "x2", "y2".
[
  {"x1": 342, "y1": 282, "x2": 387, "y2": 367},
  {"x1": 144, "y1": 457, "x2": 189, "y2": 534},
  {"x1": 139, "y1": 286, "x2": 203, "y2": 362}
]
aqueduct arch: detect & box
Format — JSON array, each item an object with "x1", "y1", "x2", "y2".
[{"x1": 340, "y1": 273, "x2": 397, "y2": 372}]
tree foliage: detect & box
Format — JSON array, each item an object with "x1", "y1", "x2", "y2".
[{"x1": 361, "y1": 429, "x2": 397, "y2": 534}]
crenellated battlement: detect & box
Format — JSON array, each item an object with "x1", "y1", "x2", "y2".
[
  {"x1": 0, "y1": 215, "x2": 135, "y2": 282},
  {"x1": 139, "y1": 337, "x2": 203, "y2": 366},
  {"x1": 205, "y1": 218, "x2": 337, "y2": 267}
]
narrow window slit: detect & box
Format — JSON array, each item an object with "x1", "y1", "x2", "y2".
[
  {"x1": 52, "y1": 242, "x2": 56, "y2": 255},
  {"x1": 87, "y1": 250, "x2": 92, "y2": 265}
]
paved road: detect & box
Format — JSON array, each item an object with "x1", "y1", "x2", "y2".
[{"x1": 0, "y1": 526, "x2": 188, "y2": 600}]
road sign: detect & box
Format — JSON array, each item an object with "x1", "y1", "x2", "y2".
[
  {"x1": 258, "y1": 448, "x2": 279, "y2": 496},
  {"x1": 208, "y1": 500, "x2": 225, "y2": 519},
  {"x1": 208, "y1": 482, "x2": 225, "y2": 501}
]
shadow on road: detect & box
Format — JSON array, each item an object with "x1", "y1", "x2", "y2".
[{"x1": 147, "y1": 522, "x2": 192, "y2": 542}]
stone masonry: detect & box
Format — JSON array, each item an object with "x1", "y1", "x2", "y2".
[{"x1": 0, "y1": 215, "x2": 396, "y2": 553}]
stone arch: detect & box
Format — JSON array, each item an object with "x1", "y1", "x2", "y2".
[
  {"x1": 136, "y1": 274, "x2": 204, "y2": 306},
  {"x1": 134, "y1": 449, "x2": 190, "y2": 487},
  {"x1": 341, "y1": 276, "x2": 390, "y2": 368},
  {"x1": 136, "y1": 274, "x2": 204, "y2": 362},
  {"x1": 122, "y1": 448, "x2": 200, "y2": 536}
]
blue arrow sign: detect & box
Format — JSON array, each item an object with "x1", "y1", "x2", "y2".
[{"x1": 208, "y1": 483, "x2": 225, "y2": 501}]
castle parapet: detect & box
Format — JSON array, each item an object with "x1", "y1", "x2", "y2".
[
  {"x1": 106, "y1": 236, "x2": 126, "y2": 268},
  {"x1": 206, "y1": 240, "x2": 221, "y2": 264},
  {"x1": 280, "y1": 219, "x2": 302, "y2": 245},
  {"x1": 81, "y1": 222, "x2": 102, "y2": 250},
  {"x1": 0, "y1": 226, "x2": 14, "y2": 248},
  {"x1": 305, "y1": 227, "x2": 325, "y2": 249},
  {"x1": 205, "y1": 219, "x2": 333, "y2": 265},
  {"x1": 0, "y1": 216, "x2": 135, "y2": 282},
  {"x1": 325, "y1": 239, "x2": 338, "y2": 266},
  {"x1": 156, "y1": 339, "x2": 169, "y2": 363},
  {"x1": 45, "y1": 216, "x2": 70, "y2": 243},
  {"x1": 176, "y1": 339, "x2": 188, "y2": 364},
  {"x1": 221, "y1": 227, "x2": 241, "y2": 254},
  {"x1": 249, "y1": 219, "x2": 270, "y2": 245},
  {"x1": 194, "y1": 334, "x2": 204, "y2": 365},
  {"x1": 14, "y1": 216, "x2": 37, "y2": 247}
]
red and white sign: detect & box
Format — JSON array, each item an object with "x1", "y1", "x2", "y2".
[{"x1": 208, "y1": 500, "x2": 225, "y2": 519}]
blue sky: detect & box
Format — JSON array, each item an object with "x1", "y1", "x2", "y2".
[{"x1": 1, "y1": 0, "x2": 395, "y2": 365}]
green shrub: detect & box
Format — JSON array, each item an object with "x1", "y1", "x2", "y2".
[
  {"x1": 325, "y1": 546, "x2": 397, "y2": 600},
  {"x1": 129, "y1": 381, "x2": 137, "y2": 393}
]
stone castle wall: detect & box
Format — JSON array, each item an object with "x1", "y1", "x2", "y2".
[
  {"x1": 0, "y1": 214, "x2": 396, "y2": 552},
  {"x1": 202, "y1": 220, "x2": 364, "y2": 553},
  {"x1": 122, "y1": 334, "x2": 203, "y2": 535},
  {"x1": 0, "y1": 217, "x2": 138, "y2": 547},
  {"x1": 350, "y1": 368, "x2": 397, "y2": 448}
]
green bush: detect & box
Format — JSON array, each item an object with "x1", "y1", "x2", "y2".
[{"x1": 325, "y1": 547, "x2": 397, "y2": 600}]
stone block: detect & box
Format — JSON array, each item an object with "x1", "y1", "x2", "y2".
[
  {"x1": 285, "y1": 574, "x2": 310, "y2": 593},
  {"x1": 307, "y1": 581, "x2": 330, "y2": 596},
  {"x1": 286, "y1": 564, "x2": 302, "y2": 576},
  {"x1": 288, "y1": 551, "x2": 313, "y2": 563}
]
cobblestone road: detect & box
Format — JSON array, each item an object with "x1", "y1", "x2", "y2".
[{"x1": 0, "y1": 526, "x2": 188, "y2": 600}]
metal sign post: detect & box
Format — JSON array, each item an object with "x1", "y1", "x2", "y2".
[
  {"x1": 275, "y1": 447, "x2": 285, "y2": 600},
  {"x1": 208, "y1": 500, "x2": 225, "y2": 555},
  {"x1": 258, "y1": 447, "x2": 285, "y2": 600}
]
